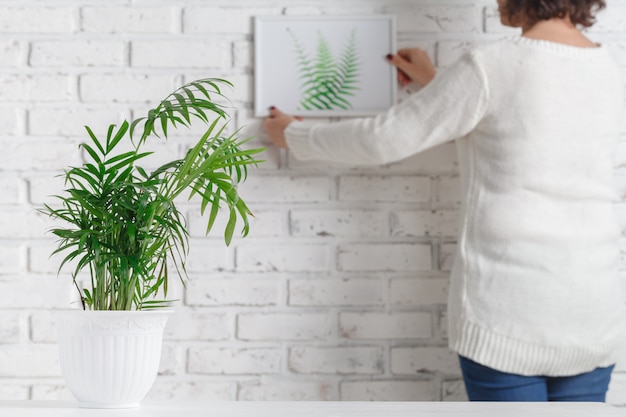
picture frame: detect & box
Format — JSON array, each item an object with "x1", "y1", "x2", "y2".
[{"x1": 254, "y1": 15, "x2": 397, "y2": 118}]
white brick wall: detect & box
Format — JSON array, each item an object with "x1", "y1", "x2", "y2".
[{"x1": 0, "y1": 0, "x2": 625, "y2": 406}]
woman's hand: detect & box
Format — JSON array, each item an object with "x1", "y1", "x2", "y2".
[
  {"x1": 264, "y1": 107, "x2": 300, "y2": 148},
  {"x1": 386, "y1": 48, "x2": 436, "y2": 87}
]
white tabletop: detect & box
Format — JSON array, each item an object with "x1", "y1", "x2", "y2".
[{"x1": 0, "y1": 401, "x2": 623, "y2": 417}]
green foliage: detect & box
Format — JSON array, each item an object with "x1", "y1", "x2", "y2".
[
  {"x1": 290, "y1": 28, "x2": 360, "y2": 111},
  {"x1": 41, "y1": 78, "x2": 264, "y2": 311}
]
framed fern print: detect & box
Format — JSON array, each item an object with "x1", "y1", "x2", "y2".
[{"x1": 254, "y1": 15, "x2": 396, "y2": 117}]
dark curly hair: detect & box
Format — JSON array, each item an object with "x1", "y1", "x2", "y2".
[{"x1": 502, "y1": 0, "x2": 606, "y2": 27}]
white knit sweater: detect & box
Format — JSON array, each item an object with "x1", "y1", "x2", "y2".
[{"x1": 285, "y1": 36, "x2": 626, "y2": 376}]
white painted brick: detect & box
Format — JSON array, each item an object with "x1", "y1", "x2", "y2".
[
  {"x1": 79, "y1": 74, "x2": 175, "y2": 103},
  {"x1": 289, "y1": 346, "x2": 383, "y2": 375},
  {"x1": 164, "y1": 310, "x2": 230, "y2": 341},
  {"x1": 185, "y1": 278, "x2": 279, "y2": 307},
  {"x1": 183, "y1": 7, "x2": 280, "y2": 34},
  {"x1": 0, "y1": 312, "x2": 25, "y2": 343},
  {"x1": 0, "y1": 280, "x2": 75, "y2": 309},
  {"x1": 391, "y1": 210, "x2": 459, "y2": 237},
  {"x1": 81, "y1": 7, "x2": 176, "y2": 33},
  {"x1": 0, "y1": 209, "x2": 52, "y2": 239},
  {"x1": 437, "y1": 41, "x2": 479, "y2": 68},
  {"x1": 338, "y1": 243, "x2": 432, "y2": 272},
  {"x1": 159, "y1": 344, "x2": 183, "y2": 376},
  {"x1": 147, "y1": 380, "x2": 234, "y2": 401},
  {"x1": 483, "y1": 6, "x2": 519, "y2": 34},
  {"x1": 238, "y1": 313, "x2": 333, "y2": 341},
  {"x1": 289, "y1": 278, "x2": 384, "y2": 306},
  {"x1": 239, "y1": 176, "x2": 330, "y2": 203},
  {"x1": 0, "y1": 345, "x2": 60, "y2": 377},
  {"x1": 30, "y1": 311, "x2": 57, "y2": 343},
  {"x1": 188, "y1": 347, "x2": 281, "y2": 374},
  {"x1": 390, "y1": 277, "x2": 449, "y2": 306},
  {"x1": 290, "y1": 210, "x2": 388, "y2": 237},
  {"x1": 185, "y1": 242, "x2": 233, "y2": 272},
  {"x1": 341, "y1": 380, "x2": 435, "y2": 401},
  {"x1": 0, "y1": 244, "x2": 24, "y2": 274},
  {"x1": 238, "y1": 379, "x2": 333, "y2": 401},
  {"x1": 30, "y1": 41, "x2": 125, "y2": 67},
  {"x1": 0, "y1": 384, "x2": 28, "y2": 400},
  {"x1": 132, "y1": 40, "x2": 229, "y2": 68},
  {"x1": 440, "y1": 310, "x2": 449, "y2": 340},
  {"x1": 29, "y1": 242, "x2": 70, "y2": 275},
  {"x1": 440, "y1": 243, "x2": 457, "y2": 272},
  {"x1": 338, "y1": 175, "x2": 431, "y2": 203},
  {"x1": 236, "y1": 243, "x2": 329, "y2": 272},
  {"x1": 0, "y1": 140, "x2": 80, "y2": 171},
  {"x1": 233, "y1": 40, "x2": 252, "y2": 69},
  {"x1": 28, "y1": 107, "x2": 125, "y2": 136},
  {"x1": 436, "y1": 176, "x2": 461, "y2": 207},
  {"x1": 442, "y1": 380, "x2": 468, "y2": 402},
  {"x1": 0, "y1": 177, "x2": 21, "y2": 204},
  {"x1": 391, "y1": 347, "x2": 460, "y2": 375},
  {"x1": 392, "y1": 5, "x2": 477, "y2": 33},
  {"x1": 340, "y1": 312, "x2": 432, "y2": 339},
  {"x1": 188, "y1": 209, "x2": 283, "y2": 239},
  {"x1": 0, "y1": 75, "x2": 73, "y2": 102},
  {"x1": 30, "y1": 384, "x2": 73, "y2": 401},
  {"x1": 607, "y1": 373, "x2": 626, "y2": 406},
  {"x1": 0, "y1": 40, "x2": 20, "y2": 67},
  {"x1": 0, "y1": 107, "x2": 19, "y2": 136},
  {"x1": 591, "y1": 6, "x2": 626, "y2": 33},
  {"x1": 0, "y1": 7, "x2": 74, "y2": 33}
]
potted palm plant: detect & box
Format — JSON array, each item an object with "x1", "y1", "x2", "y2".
[{"x1": 41, "y1": 78, "x2": 263, "y2": 408}]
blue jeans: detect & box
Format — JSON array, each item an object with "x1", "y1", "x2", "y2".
[{"x1": 459, "y1": 356, "x2": 614, "y2": 402}]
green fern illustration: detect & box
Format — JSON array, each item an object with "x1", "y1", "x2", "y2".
[{"x1": 288, "y1": 28, "x2": 361, "y2": 111}]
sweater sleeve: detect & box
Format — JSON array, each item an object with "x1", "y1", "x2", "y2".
[{"x1": 285, "y1": 51, "x2": 489, "y2": 165}]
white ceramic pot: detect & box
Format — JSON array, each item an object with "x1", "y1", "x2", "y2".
[{"x1": 56, "y1": 310, "x2": 171, "y2": 408}]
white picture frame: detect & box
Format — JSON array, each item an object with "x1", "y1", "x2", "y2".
[{"x1": 254, "y1": 15, "x2": 397, "y2": 118}]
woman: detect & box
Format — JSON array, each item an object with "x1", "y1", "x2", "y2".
[{"x1": 264, "y1": 0, "x2": 625, "y2": 402}]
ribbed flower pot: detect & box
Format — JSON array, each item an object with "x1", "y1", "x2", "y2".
[{"x1": 55, "y1": 310, "x2": 171, "y2": 408}]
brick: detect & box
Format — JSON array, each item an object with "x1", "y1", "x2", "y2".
[
  {"x1": 0, "y1": 107, "x2": 19, "y2": 135},
  {"x1": 236, "y1": 243, "x2": 329, "y2": 272},
  {"x1": 185, "y1": 277, "x2": 279, "y2": 307},
  {"x1": 440, "y1": 243, "x2": 457, "y2": 271},
  {"x1": 30, "y1": 41, "x2": 125, "y2": 67},
  {"x1": 0, "y1": 75, "x2": 73, "y2": 102},
  {"x1": 233, "y1": 40, "x2": 252, "y2": 68},
  {"x1": 391, "y1": 5, "x2": 478, "y2": 33},
  {"x1": 0, "y1": 312, "x2": 25, "y2": 343},
  {"x1": 391, "y1": 347, "x2": 460, "y2": 375},
  {"x1": 0, "y1": 384, "x2": 28, "y2": 400},
  {"x1": 288, "y1": 278, "x2": 384, "y2": 306},
  {"x1": 0, "y1": 7, "x2": 74, "y2": 33},
  {"x1": 437, "y1": 41, "x2": 479, "y2": 68},
  {"x1": 0, "y1": 40, "x2": 21, "y2": 67},
  {"x1": 30, "y1": 311, "x2": 57, "y2": 343},
  {"x1": 81, "y1": 7, "x2": 175, "y2": 33},
  {"x1": 289, "y1": 346, "x2": 383, "y2": 375},
  {"x1": 442, "y1": 380, "x2": 468, "y2": 401},
  {"x1": 607, "y1": 42, "x2": 626, "y2": 68},
  {"x1": 390, "y1": 210, "x2": 459, "y2": 237},
  {"x1": 79, "y1": 74, "x2": 175, "y2": 103},
  {"x1": 339, "y1": 175, "x2": 431, "y2": 203},
  {"x1": 238, "y1": 380, "x2": 333, "y2": 401},
  {"x1": 290, "y1": 209, "x2": 388, "y2": 237},
  {"x1": 0, "y1": 177, "x2": 22, "y2": 204},
  {"x1": 390, "y1": 277, "x2": 449, "y2": 306},
  {"x1": 188, "y1": 347, "x2": 281, "y2": 374},
  {"x1": 340, "y1": 380, "x2": 435, "y2": 401},
  {"x1": 0, "y1": 279, "x2": 76, "y2": 309},
  {"x1": 159, "y1": 344, "x2": 183, "y2": 376},
  {"x1": 338, "y1": 243, "x2": 432, "y2": 272},
  {"x1": 163, "y1": 310, "x2": 230, "y2": 341},
  {"x1": 188, "y1": 209, "x2": 283, "y2": 239},
  {"x1": 30, "y1": 384, "x2": 73, "y2": 401},
  {"x1": 483, "y1": 6, "x2": 519, "y2": 34},
  {"x1": 239, "y1": 176, "x2": 330, "y2": 203},
  {"x1": 147, "y1": 380, "x2": 234, "y2": 401},
  {"x1": 132, "y1": 40, "x2": 229, "y2": 68},
  {"x1": 340, "y1": 312, "x2": 432, "y2": 339},
  {"x1": 183, "y1": 7, "x2": 280, "y2": 34},
  {"x1": 0, "y1": 345, "x2": 60, "y2": 377},
  {"x1": 185, "y1": 242, "x2": 233, "y2": 272},
  {"x1": 0, "y1": 209, "x2": 53, "y2": 239},
  {"x1": 435, "y1": 176, "x2": 461, "y2": 207},
  {"x1": 0, "y1": 244, "x2": 23, "y2": 274},
  {"x1": 238, "y1": 313, "x2": 333, "y2": 341},
  {"x1": 0, "y1": 140, "x2": 80, "y2": 172},
  {"x1": 28, "y1": 107, "x2": 125, "y2": 136},
  {"x1": 590, "y1": 6, "x2": 626, "y2": 33}
]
